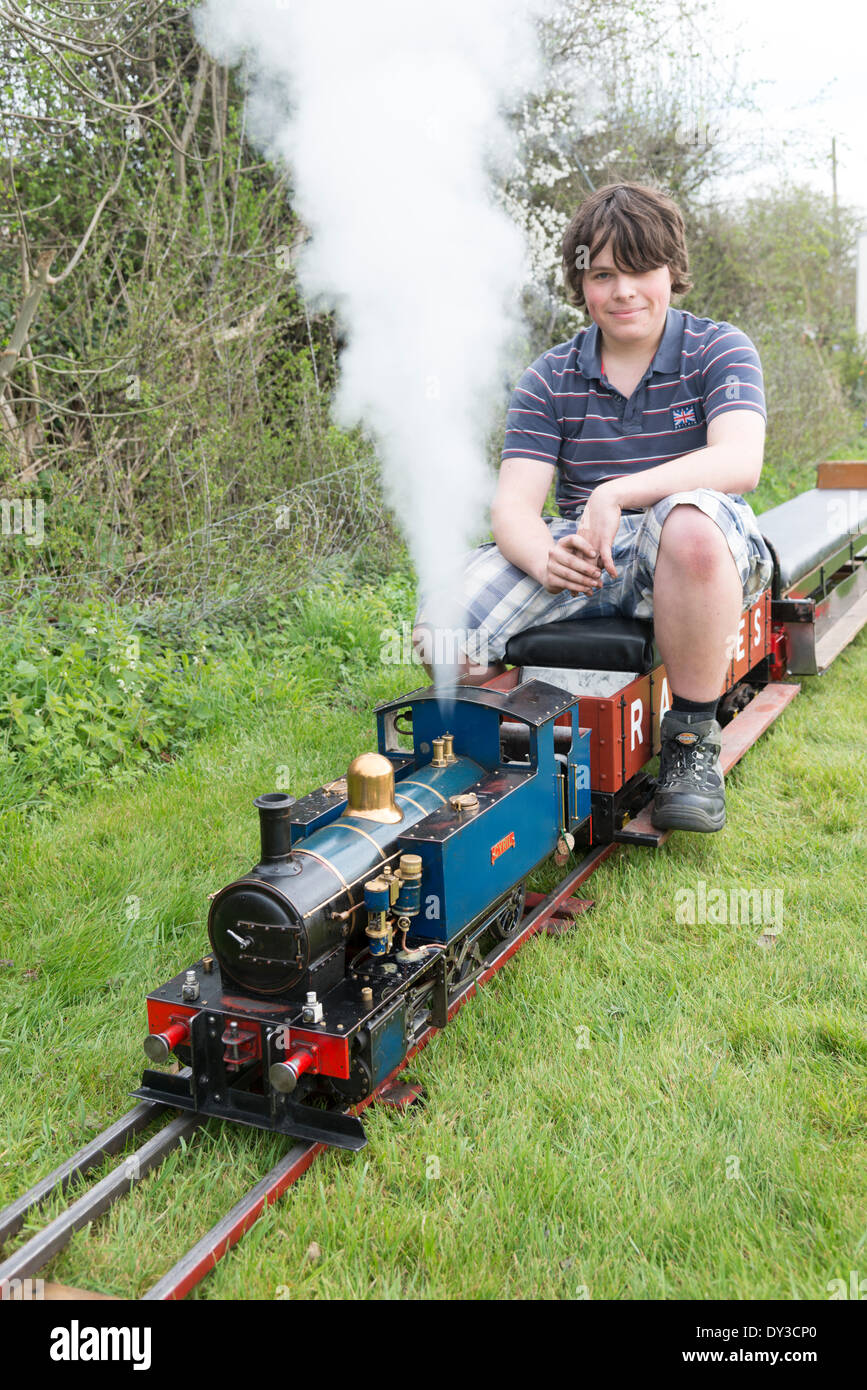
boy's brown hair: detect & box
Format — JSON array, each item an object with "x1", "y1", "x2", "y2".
[{"x1": 561, "y1": 182, "x2": 692, "y2": 310}]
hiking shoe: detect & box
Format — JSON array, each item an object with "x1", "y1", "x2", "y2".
[{"x1": 651, "y1": 711, "x2": 726, "y2": 833}]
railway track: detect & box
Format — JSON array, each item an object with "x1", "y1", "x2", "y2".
[{"x1": 0, "y1": 848, "x2": 611, "y2": 1301}]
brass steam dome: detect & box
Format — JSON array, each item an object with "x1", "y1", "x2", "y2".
[{"x1": 343, "y1": 752, "x2": 403, "y2": 824}]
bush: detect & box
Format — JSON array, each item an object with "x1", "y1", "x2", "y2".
[{"x1": 0, "y1": 561, "x2": 418, "y2": 817}]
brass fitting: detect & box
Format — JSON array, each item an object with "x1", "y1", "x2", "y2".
[{"x1": 343, "y1": 752, "x2": 403, "y2": 823}]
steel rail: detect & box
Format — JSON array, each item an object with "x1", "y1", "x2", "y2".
[
  {"x1": 142, "y1": 1138, "x2": 321, "y2": 1300},
  {"x1": 0, "y1": 643, "x2": 832, "y2": 1298},
  {"x1": 0, "y1": 1071, "x2": 195, "y2": 1250},
  {"x1": 0, "y1": 1113, "x2": 200, "y2": 1286},
  {"x1": 0, "y1": 1099, "x2": 166, "y2": 1248}
]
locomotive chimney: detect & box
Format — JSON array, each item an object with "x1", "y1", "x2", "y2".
[{"x1": 253, "y1": 792, "x2": 296, "y2": 864}]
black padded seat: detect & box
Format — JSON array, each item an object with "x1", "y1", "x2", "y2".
[
  {"x1": 505, "y1": 615, "x2": 655, "y2": 672},
  {"x1": 759, "y1": 488, "x2": 867, "y2": 593}
]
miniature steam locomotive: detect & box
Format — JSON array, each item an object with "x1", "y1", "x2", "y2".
[
  {"x1": 136, "y1": 484, "x2": 867, "y2": 1150},
  {"x1": 137, "y1": 681, "x2": 591, "y2": 1150}
]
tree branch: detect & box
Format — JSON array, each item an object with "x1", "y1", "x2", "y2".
[
  {"x1": 49, "y1": 144, "x2": 129, "y2": 285},
  {"x1": 0, "y1": 251, "x2": 55, "y2": 386}
]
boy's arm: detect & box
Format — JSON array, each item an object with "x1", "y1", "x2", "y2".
[
  {"x1": 490, "y1": 458, "x2": 554, "y2": 584},
  {"x1": 603, "y1": 410, "x2": 765, "y2": 508},
  {"x1": 577, "y1": 411, "x2": 766, "y2": 579},
  {"x1": 496, "y1": 357, "x2": 603, "y2": 594},
  {"x1": 492, "y1": 458, "x2": 605, "y2": 595}
]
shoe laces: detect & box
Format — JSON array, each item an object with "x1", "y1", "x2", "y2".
[{"x1": 661, "y1": 730, "x2": 719, "y2": 786}]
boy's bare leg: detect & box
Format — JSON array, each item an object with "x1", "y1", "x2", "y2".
[
  {"x1": 652, "y1": 504, "x2": 743, "y2": 697},
  {"x1": 650, "y1": 504, "x2": 742, "y2": 833}
]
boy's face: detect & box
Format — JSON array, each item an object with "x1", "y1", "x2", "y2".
[{"x1": 583, "y1": 239, "x2": 672, "y2": 351}]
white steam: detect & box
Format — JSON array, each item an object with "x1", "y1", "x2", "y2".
[{"x1": 194, "y1": 0, "x2": 554, "y2": 674}]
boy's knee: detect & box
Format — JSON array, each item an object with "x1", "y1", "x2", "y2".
[{"x1": 658, "y1": 504, "x2": 732, "y2": 582}]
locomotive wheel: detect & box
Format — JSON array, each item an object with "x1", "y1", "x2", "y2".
[
  {"x1": 328, "y1": 1056, "x2": 373, "y2": 1104},
  {"x1": 439, "y1": 884, "x2": 522, "y2": 995},
  {"x1": 490, "y1": 883, "x2": 526, "y2": 940},
  {"x1": 448, "y1": 933, "x2": 485, "y2": 989},
  {"x1": 446, "y1": 887, "x2": 526, "y2": 991}
]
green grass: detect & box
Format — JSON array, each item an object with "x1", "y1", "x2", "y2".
[{"x1": 1, "y1": 605, "x2": 865, "y2": 1300}]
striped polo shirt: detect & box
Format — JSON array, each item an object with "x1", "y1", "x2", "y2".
[{"x1": 501, "y1": 308, "x2": 766, "y2": 517}]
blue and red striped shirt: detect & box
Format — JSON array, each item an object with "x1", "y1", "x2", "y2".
[{"x1": 501, "y1": 308, "x2": 766, "y2": 516}]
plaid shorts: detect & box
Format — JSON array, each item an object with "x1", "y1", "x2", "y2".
[{"x1": 415, "y1": 489, "x2": 774, "y2": 664}]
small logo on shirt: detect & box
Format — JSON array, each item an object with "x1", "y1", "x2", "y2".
[{"x1": 672, "y1": 404, "x2": 697, "y2": 430}]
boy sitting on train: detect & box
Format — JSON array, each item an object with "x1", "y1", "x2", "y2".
[{"x1": 413, "y1": 181, "x2": 773, "y2": 834}]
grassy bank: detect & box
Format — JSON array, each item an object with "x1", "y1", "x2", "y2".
[{"x1": 1, "y1": 580, "x2": 864, "y2": 1300}]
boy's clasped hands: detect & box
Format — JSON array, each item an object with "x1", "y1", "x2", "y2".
[{"x1": 543, "y1": 486, "x2": 622, "y2": 595}]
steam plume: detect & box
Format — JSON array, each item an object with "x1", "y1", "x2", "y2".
[{"x1": 194, "y1": 0, "x2": 554, "y2": 680}]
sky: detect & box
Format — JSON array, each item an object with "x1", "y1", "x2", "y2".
[{"x1": 701, "y1": 0, "x2": 867, "y2": 217}]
